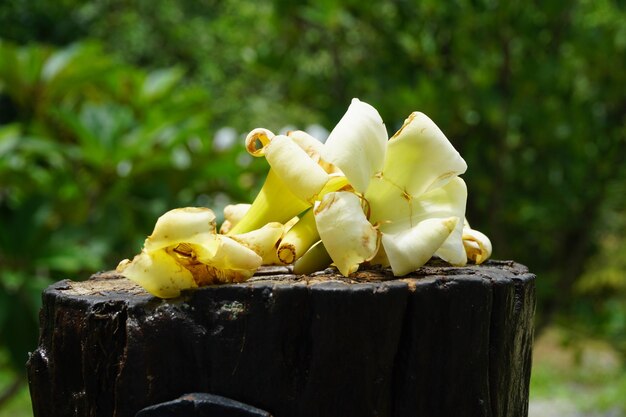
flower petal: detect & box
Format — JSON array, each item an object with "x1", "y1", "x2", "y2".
[
  {"x1": 192, "y1": 235, "x2": 262, "y2": 284},
  {"x1": 463, "y1": 226, "x2": 492, "y2": 264},
  {"x1": 228, "y1": 168, "x2": 310, "y2": 234},
  {"x1": 220, "y1": 203, "x2": 251, "y2": 234},
  {"x1": 322, "y1": 98, "x2": 388, "y2": 193},
  {"x1": 314, "y1": 191, "x2": 379, "y2": 276},
  {"x1": 264, "y1": 135, "x2": 330, "y2": 203},
  {"x1": 278, "y1": 209, "x2": 319, "y2": 264},
  {"x1": 368, "y1": 244, "x2": 390, "y2": 268},
  {"x1": 245, "y1": 128, "x2": 275, "y2": 157},
  {"x1": 368, "y1": 177, "x2": 468, "y2": 266},
  {"x1": 231, "y1": 222, "x2": 285, "y2": 264},
  {"x1": 293, "y1": 240, "x2": 332, "y2": 275},
  {"x1": 288, "y1": 130, "x2": 340, "y2": 175},
  {"x1": 144, "y1": 207, "x2": 218, "y2": 253},
  {"x1": 287, "y1": 130, "x2": 325, "y2": 160},
  {"x1": 117, "y1": 249, "x2": 197, "y2": 298},
  {"x1": 382, "y1": 112, "x2": 467, "y2": 197},
  {"x1": 434, "y1": 219, "x2": 467, "y2": 266},
  {"x1": 382, "y1": 217, "x2": 459, "y2": 276},
  {"x1": 368, "y1": 176, "x2": 467, "y2": 232},
  {"x1": 161, "y1": 235, "x2": 262, "y2": 286},
  {"x1": 430, "y1": 179, "x2": 468, "y2": 266}
]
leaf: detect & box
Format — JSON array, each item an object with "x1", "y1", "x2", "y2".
[
  {"x1": 140, "y1": 67, "x2": 185, "y2": 103},
  {"x1": 0, "y1": 124, "x2": 20, "y2": 158},
  {"x1": 41, "y1": 43, "x2": 83, "y2": 82}
]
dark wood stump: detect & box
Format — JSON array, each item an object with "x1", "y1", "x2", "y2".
[{"x1": 27, "y1": 260, "x2": 535, "y2": 417}]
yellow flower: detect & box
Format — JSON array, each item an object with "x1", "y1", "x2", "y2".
[
  {"x1": 117, "y1": 207, "x2": 283, "y2": 297},
  {"x1": 236, "y1": 99, "x2": 475, "y2": 276}
]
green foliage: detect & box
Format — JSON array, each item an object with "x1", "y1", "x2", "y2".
[
  {"x1": 81, "y1": 0, "x2": 327, "y2": 130},
  {"x1": 0, "y1": 39, "x2": 264, "y2": 373},
  {"x1": 571, "y1": 185, "x2": 626, "y2": 357},
  {"x1": 0, "y1": 349, "x2": 31, "y2": 416},
  {"x1": 0, "y1": 0, "x2": 91, "y2": 45}
]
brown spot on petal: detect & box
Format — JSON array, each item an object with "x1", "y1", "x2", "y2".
[
  {"x1": 390, "y1": 112, "x2": 417, "y2": 140},
  {"x1": 361, "y1": 233, "x2": 370, "y2": 248},
  {"x1": 172, "y1": 243, "x2": 194, "y2": 258},
  {"x1": 435, "y1": 171, "x2": 457, "y2": 183},
  {"x1": 186, "y1": 263, "x2": 251, "y2": 286},
  {"x1": 401, "y1": 189, "x2": 415, "y2": 227},
  {"x1": 314, "y1": 193, "x2": 337, "y2": 214},
  {"x1": 116, "y1": 259, "x2": 131, "y2": 272},
  {"x1": 401, "y1": 190, "x2": 412, "y2": 202},
  {"x1": 219, "y1": 220, "x2": 232, "y2": 234}
]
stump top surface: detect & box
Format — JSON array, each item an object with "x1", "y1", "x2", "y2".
[{"x1": 50, "y1": 260, "x2": 531, "y2": 304}]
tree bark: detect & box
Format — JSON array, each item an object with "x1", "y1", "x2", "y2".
[{"x1": 27, "y1": 260, "x2": 535, "y2": 417}]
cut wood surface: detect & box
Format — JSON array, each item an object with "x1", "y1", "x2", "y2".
[{"x1": 27, "y1": 260, "x2": 535, "y2": 417}]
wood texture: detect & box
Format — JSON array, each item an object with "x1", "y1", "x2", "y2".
[{"x1": 27, "y1": 260, "x2": 535, "y2": 417}]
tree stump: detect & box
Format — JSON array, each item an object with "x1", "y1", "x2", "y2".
[{"x1": 27, "y1": 260, "x2": 535, "y2": 417}]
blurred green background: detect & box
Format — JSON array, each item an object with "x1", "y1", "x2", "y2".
[{"x1": 0, "y1": 0, "x2": 625, "y2": 415}]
